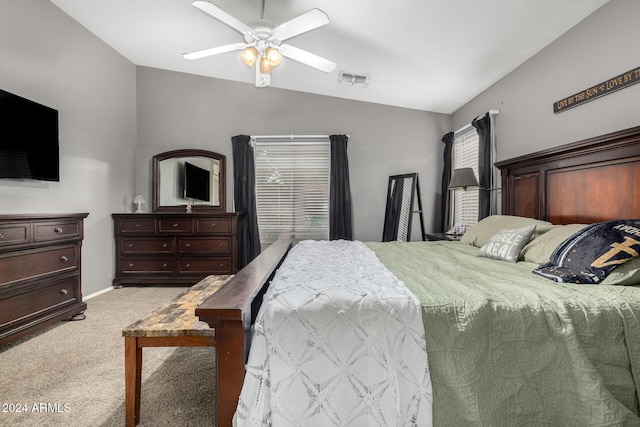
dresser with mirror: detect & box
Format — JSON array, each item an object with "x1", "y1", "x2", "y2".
[{"x1": 112, "y1": 149, "x2": 243, "y2": 286}]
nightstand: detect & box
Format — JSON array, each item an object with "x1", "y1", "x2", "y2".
[{"x1": 424, "y1": 232, "x2": 463, "y2": 242}]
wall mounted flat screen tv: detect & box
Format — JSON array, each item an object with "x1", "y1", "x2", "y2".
[
  {"x1": 184, "y1": 161, "x2": 211, "y2": 202},
  {"x1": 0, "y1": 88, "x2": 59, "y2": 182}
]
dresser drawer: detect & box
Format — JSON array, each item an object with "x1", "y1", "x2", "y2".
[
  {"x1": 120, "y1": 258, "x2": 175, "y2": 274},
  {"x1": 178, "y1": 237, "x2": 231, "y2": 254},
  {"x1": 0, "y1": 246, "x2": 78, "y2": 285},
  {"x1": 34, "y1": 220, "x2": 80, "y2": 242},
  {"x1": 158, "y1": 218, "x2": 194, "y2": 233},
  {"x1": 178, "y1": 258, "x2": 232, "y2": 274},
  {"x1": 0, "y1": 276, "x2": 78, "y2": 328},
  {"x1": 0, "y1": 223, "x2": 30, "y2": 247},
  {"x1": 120, "y1": 238, "x2": 175, "y2": 254},
  {"x1": 118, "y1": 218, "x2": 156, "y2": 234},
  {"x1": 196, "y1": 218, "x2": 232, "y2": 234}
]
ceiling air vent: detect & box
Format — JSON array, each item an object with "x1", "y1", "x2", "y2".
[{"x1": 339, "y1": 71, "x2": 370, "y2": 87}]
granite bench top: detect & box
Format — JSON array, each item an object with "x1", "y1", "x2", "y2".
[{"x1": 122, "y1": 274, "x2": 233, "y2": 338}]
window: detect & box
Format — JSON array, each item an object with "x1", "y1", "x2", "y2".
[
  {"x1": 254, "y1": 138, "x2": 330, "y2": 244},
  {"x1": 452, "y1": 129, "x2": 479, "y2": 227}
]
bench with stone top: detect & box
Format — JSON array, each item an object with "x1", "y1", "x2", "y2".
[{"x1": 122, "y1": 274, "x2": 232, "y2": 427}]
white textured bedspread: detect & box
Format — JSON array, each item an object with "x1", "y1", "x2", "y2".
[{"x1": 236, "y1": 240, "x2": 432, "y2": 426}]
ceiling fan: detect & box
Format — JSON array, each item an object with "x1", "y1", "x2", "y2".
[{"x1": 183, "y1": 0, "x2": 337, "y2": 88}]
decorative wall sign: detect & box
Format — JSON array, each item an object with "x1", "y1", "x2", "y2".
[{"x1": 554, "y1": 66, "x2": 640, "y2": 113}]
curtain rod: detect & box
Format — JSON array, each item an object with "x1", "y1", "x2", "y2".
[
  {"x1": 250, "y1": 133, "x2": 351, "y2": 140},
  {"x1": 252, "y1": 134, "x2": 328, "y2": 140},
  {"x1": 454, "y1": 109, "x2": 499, "y2": 136}
]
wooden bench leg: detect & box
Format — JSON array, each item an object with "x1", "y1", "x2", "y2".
[
  {"x1": 215, "y1": 322, "x2": 245, "y2": 427},
  {"x1": 125, "y1": 336, "x2": 142, "y2": 427}
]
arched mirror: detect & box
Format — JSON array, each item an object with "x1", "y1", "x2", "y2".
[{"x1": 152, "y1": 149, "x2": 226, "y2": 213}]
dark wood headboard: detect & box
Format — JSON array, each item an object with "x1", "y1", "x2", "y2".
[{"x1": 496, "y1": 126, "x2": 640, "y2": 225}]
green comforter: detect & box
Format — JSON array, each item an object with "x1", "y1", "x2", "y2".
[{"x1": 367, "y1": 241, "x2": 640, "y2": 427}]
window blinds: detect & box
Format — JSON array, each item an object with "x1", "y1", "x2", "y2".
[
  {"x1": 254, "y1": 139, "x2": 330, "y2": 243},
  {"x1": 452, "y1": 129, "x2": 480, "y2": 226}
]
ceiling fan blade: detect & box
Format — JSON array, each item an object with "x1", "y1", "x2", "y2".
[
  {"x1": 192, "y1": 1, "x2": 254, "y2": 35},
  {"x1": 279, "y1": 44, "x2": 336, "y2": 73},
  {"x1": 183, "y1": 42, "x2": 248, "y2": 60},
  {"x1": 272, "y1": 8, "x2": 330, "y2": 41}
]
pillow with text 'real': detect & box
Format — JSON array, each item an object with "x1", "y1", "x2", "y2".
[{"x1": 477, "y1": 225, "x2": 537, "y2": 262}]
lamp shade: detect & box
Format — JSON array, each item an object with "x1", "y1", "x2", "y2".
[
  {"x1": 449, "y1": 168, "x2": 479, "y2": 190},
  {"x1": 241, "y1": 46, "x2": 259, "y2": 67},
  {"x1": 265, "y1": 47, "x2": 281, "y2": 67},
  {"x1": 259, "y1": 57, "x2": 272, "y2": 74}
]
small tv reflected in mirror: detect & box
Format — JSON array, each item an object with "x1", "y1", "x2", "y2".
[{"x1": 184, "y1": 161, "x2": 211, "y2": 202}]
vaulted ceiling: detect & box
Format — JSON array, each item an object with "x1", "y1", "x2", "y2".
[{"x1": 51, "y1": 0, "x2": 609, "y2": 113}]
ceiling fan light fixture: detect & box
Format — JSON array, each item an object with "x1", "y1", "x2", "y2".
[
  {"x1": 241, "y1": 46, "x2": 259, "y2": 67},
  {"x1": 185, "y1": 2, "x2": 335, "y2": 87},
  {"x1": 265, "y1": 47, "x2": 281, "y2": 67},
  {"x1": 259, "y1": 57, "x2": 273, "y2": 74}
]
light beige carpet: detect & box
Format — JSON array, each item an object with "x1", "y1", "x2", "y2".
[{"x1": 0, "y1": 286, "x2": 216, "y2": 427}]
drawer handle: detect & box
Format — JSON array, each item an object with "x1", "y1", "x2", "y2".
[
  {"x1": 60, "y1": 256, "x2": 69, "y2": 262},
  {"x1": 210, "y1": 223, "x2": 217, "y2": 228},
  {"x1": 128, "y1": 243, "x2": 134, "y2": 248},
  {"x1": 219, "y1": 243, "x2": 224, "y2": 248},
  {"x1": 135, "y1": 223, "x2": 141, "y2": 228},
  {"x1": 54, "y1": 227, "x2": 63, "y2": 233},
  {"x1": 172, "y1": 223, "x2": 179, "y2": 228},
  {"x1": 0, "y1": 233, "x2": 3, "y2": 239},
  {"x1": 185, "y1": 263, "x2": 191, "y2": 268},
  {"x1": 129, "y1": 263, "x2": 134, "y2": 268},
  {"x1": 162, "y1": 263, "x2": 168, "y2": 268},
  {"x1": 184, "y1": 243, "x2": 191, "y2": 248},
  {"x1": 162, "y1": 243, "x2": 168, "y2": 248},
  {"x1": 219, "y1": 263, "x2": 224, "y2": 268},
  {"x1": 60, "y1": 289, "x2": 68, "y2": 295}
]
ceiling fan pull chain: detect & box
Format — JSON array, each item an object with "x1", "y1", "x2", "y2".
[{"x1": 260, "y1": 0, "x2": 265, "y2": 19}]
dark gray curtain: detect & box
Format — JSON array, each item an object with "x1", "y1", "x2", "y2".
[
  {"x1": 440, "y1": 132, "x2": 454, "y2": 232},
  {"x1": 382, "y1": 179, "x2": 404, "y2": 242},
  {"x1": 231, "y1": 135, "x2": 261, "y2": 267},
  {"x1": 472, "y1": 113, "x2": 491, "y2": 221},
  {"x1": 329, "y1": 134, "x2": 353, "y2": 240}
]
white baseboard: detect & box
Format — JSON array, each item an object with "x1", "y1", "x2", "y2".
[{"x1": 84, "y1": 286, "x2": 114, "y2": 301}]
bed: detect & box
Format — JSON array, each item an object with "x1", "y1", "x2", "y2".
[{"x1": 196, "y1": 125, "x2": 640, "y2": 427}]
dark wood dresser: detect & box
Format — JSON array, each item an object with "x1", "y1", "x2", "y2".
[
  {"x1": 112, "y1": 213, "x2": 243, "y2": 286},
  {"x1": 0, "y1": 213, "x2": 88, "y2": 345}
]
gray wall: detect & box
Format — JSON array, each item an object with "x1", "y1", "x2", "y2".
[
  {"x1": 135, "y1": 67, "x2": 450, "y2": 242},
  {"x1": 4, "y1": 0, "x2": 634, "y2": 295},
  {"x1": 452, "y1": 0, "x2": 640, "y2": 161},
  {"x1": 0, "y1": 0, "x2": 137, "y2": 296}
]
